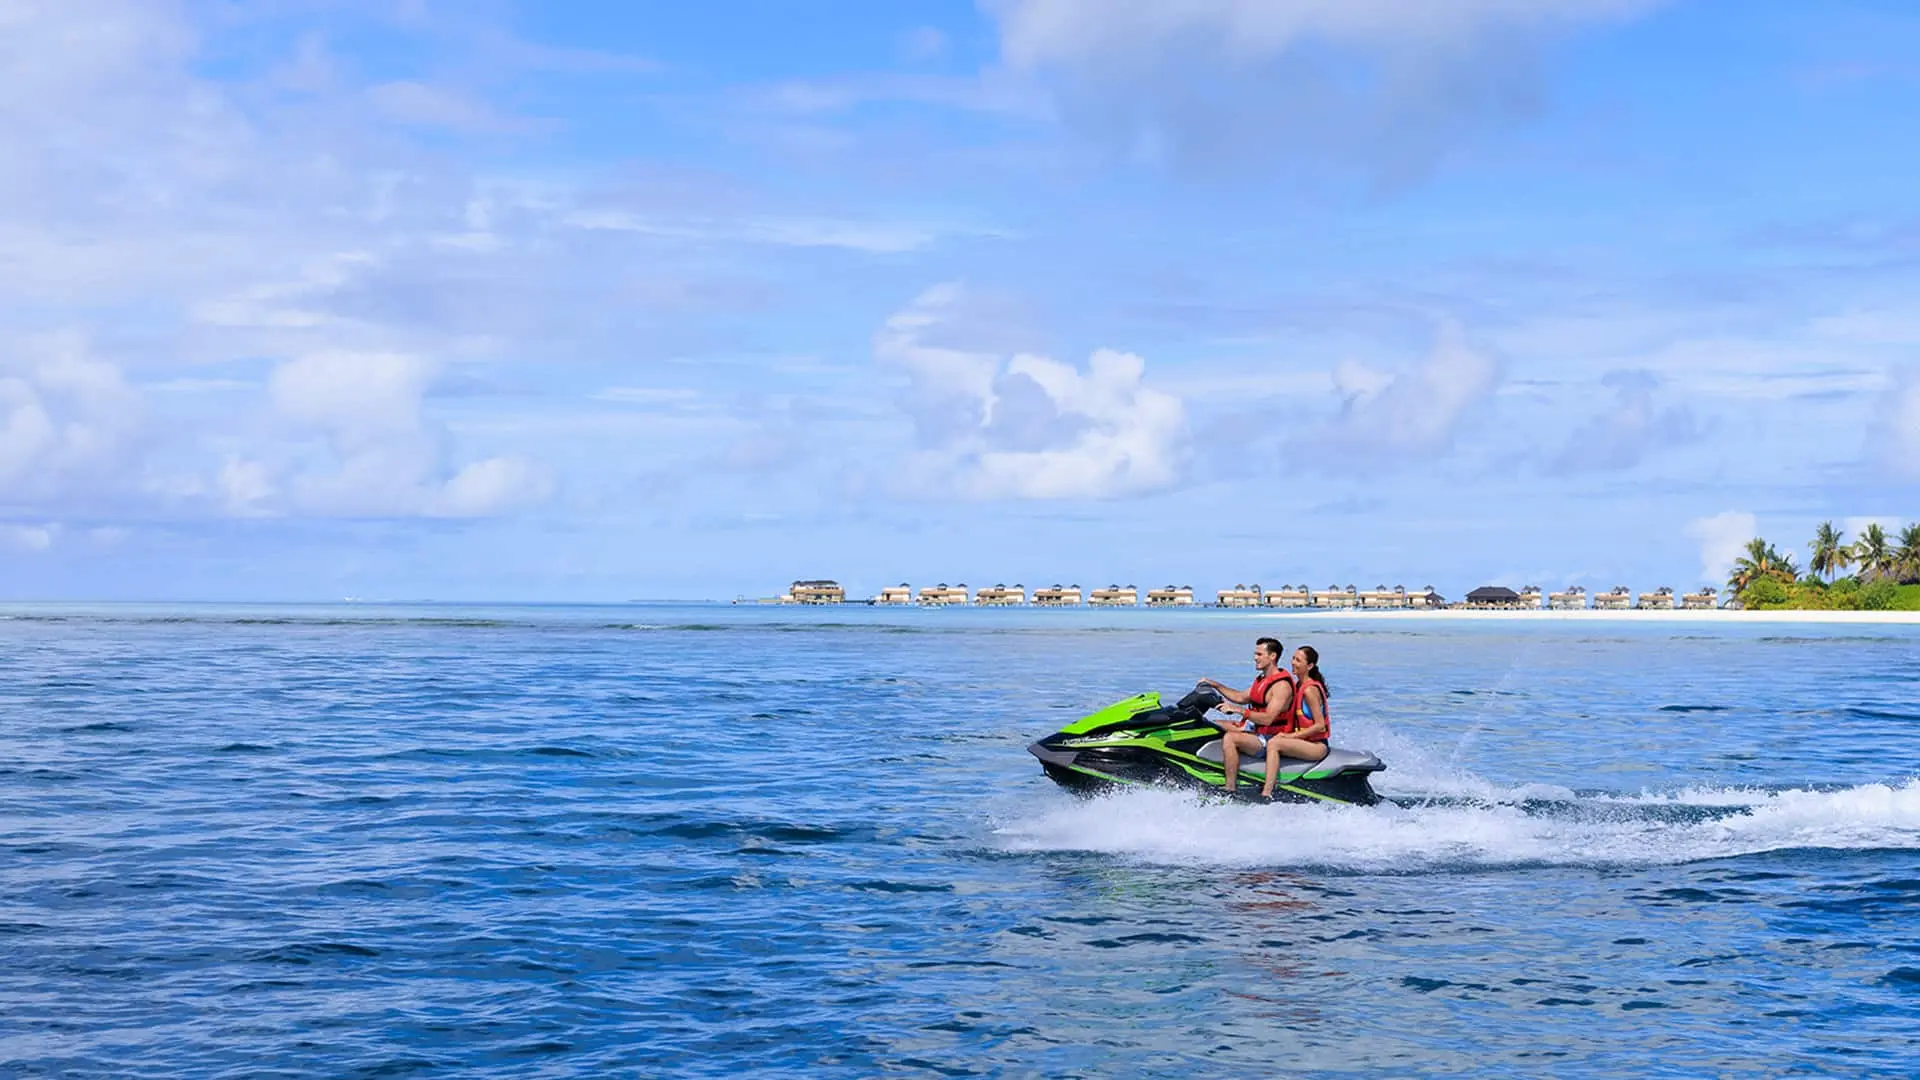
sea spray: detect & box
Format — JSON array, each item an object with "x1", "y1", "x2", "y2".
[{"x1": 991, "y1": 780, "x2": 1920, "y2": 871}]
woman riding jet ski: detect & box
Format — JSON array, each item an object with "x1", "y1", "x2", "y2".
[{"x1": 1025, "y1": 648, "x2": 1385, "y2": 805}]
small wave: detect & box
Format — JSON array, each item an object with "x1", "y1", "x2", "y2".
[
  {"x1": 1658, "y1": 704, "x2": 1729, "y2": 713},
  {"x1": 991, "y1": 780, "x2": 1920, "y2": 872}
]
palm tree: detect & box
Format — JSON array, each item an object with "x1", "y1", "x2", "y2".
[
  {"x1": 1853, "y1": 523, "x2": 1893, "y2": 582},
  {"x1": 1896, "y1": 523, "x2": 1920, "y2": 584},
  {"x1": 1809, "y1": 521, "x2": 1851, "y2": 583},
  {"x1": 1729, "y1": 537, "x2": 1797, "y2": 592}
]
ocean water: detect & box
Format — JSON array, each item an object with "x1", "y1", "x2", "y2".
[{"x1": 3, "y1": 604, "x2": 1918, "y2": 1078}]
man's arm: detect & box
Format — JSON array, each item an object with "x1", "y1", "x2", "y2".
[{"x1": 1201, "y1": 677, "x2": 1252, "y2": 705}]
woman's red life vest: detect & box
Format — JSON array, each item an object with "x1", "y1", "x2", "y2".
[
  {"x1": 1246, "y1": 670, "x2": 1296, "y2": 737},
  {"x1": 1288, "y1": 678, "x2": 1330, "y2": 742}
]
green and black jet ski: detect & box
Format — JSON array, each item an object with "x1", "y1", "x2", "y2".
[{"x1": 1027, "y1": 683, "x2": 1384, "y2": 805}]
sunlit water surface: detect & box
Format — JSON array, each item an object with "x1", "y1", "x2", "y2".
[{"x1": 3, "y1": 604, "x2": 1918, "y2": 1077}]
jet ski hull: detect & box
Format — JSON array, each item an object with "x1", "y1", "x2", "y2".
[{"x1": 1027, "y1": 688, "x2": 1384, "y2": 806}]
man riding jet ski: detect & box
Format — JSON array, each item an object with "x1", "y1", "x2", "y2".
[{"x1": 1026, "y1": 639, "x2": 1384, "y2": 805}]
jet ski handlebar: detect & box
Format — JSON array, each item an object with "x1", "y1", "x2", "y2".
[{"x1": 1172, "y1": 681, "x2": 1225, "y2": 719}]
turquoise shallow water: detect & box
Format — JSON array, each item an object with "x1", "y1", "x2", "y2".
[{"x1": 3, "y1": 603, "x2": 1919, "y2": 1077}]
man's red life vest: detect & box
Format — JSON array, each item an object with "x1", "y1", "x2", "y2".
[
  {"x1": 1246, "y1": 670, "x2": 1296, "y2": 737},
  {"x1": 1288, "y1": 678, "x2": 1330, "y2": 742}
]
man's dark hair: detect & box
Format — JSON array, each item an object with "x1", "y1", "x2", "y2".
[{"x1": 1255, "y1": 637, "x2": 1283, "y2": 659}]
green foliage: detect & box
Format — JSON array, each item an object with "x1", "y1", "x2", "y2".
[
  {"x1": 1809, "y1": 520, "x2": 1850, "y2": 583},
  {"x1": 1854, "y1": 523, "x2": 1893, "y2": 581},
  {"x1": 1858, "y1": 580, "x2": 1898, "y2": 611},
  {"x1": 1741, "y1": 576, "x2": 1789, "y2": 608}
]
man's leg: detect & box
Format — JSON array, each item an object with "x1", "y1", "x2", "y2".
[
  {"x1": 1222, "y1": 734, "x2": 1241, "y2": 791},
  {"x1": 1260, "y1": 738, "x2": 1283, "y2": 798}
]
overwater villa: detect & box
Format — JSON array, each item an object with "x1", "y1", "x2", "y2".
[
  {"x1": 1089, "y1": 584, "x2": 1138, "y2": 607},
  {"x1": 976, "y1": 584, "x2": 1026, "y2": 606},
  {"x1": 1359, "y1": 584, "x2": 1409, "y2": 609},
  {"x1": 1681, "y1": 586, "x2": 1718, "y2": 610},
  {"x1": 1313, "y1": 584, "x2": 1361, "y2": 609},
  {"x1": 785, "y1": 580, "x2": 845, "y2": 604},
  {"x1": 1548, "y1": 585, "x2": 1588, "y2": 610},
  {"x1": 1263, "y1": 584, "x2": 1312, "y2": 608},
  {"x1": 873, "y1": 584, "x2": 913, "y2": 605},
  {"x1": 918, "y1": 583, "x2": 969, "y2": 606},
  {"x1": 1217, "y1": 584, "x2": 1263, "y2": 608},
  {"x1": 1519, "y1": 585, "x2": 1545, "y2": 609},
  {"x1": 1407, "y1": 586, "x2": 1447, "y2": 609},
  {"x1": 1032, "y1": 584, "x2": 1082, "y2": 606},
  {"x1": 1593, "y1": 586, "x2": 1632, "y2": 610},
  {"x1": 1146, "y1": 585, "x2": 1196, "y2": 607},
  {"x1": 1465, "y1": 585, "x2": 1525, "y2": 609},
  {"x1": 1636, "y1": 586, "x2": 1676, "y2": 610}
]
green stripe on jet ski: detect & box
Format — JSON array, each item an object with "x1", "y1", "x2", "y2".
[{"x1": 1083, "y1": 756, "x2": 1342, "y2": 804}]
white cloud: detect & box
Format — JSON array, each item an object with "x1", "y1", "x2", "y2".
[
  {"x1": 1684, "y1": 510, "x2": 1756, "y2": 587},
  {"x1": 366, "y1": 80, "x2": 540, "y2": 134},
  {"x1": 267, "y1": 350, "x2": 549, "y2": 518},
  {"x1": 0, "y1": 336, "x2": 144, "y2": 501},
  {"x1": 992, "y1": 0, "x2": 1653, "y2": 62},
  {"x1": 875, "y1": 285, "x2": 1187, "y2": 499},
  {"x1": 1, "y1": 523, "x2": 56, "y2": 552},
  {"x1": 565, "y1": 210, "x2": 962, "y2": 253},
  {"x1": 1877, "y1": 370, "x2": 1920, "y2": 479},
  {"x1": 984, "y1": 0, "x2": 1659, "y2": 176},
  {"x1": 219, "y1": 457, "x2": 278, "y2": 517},
  {"x1": 1551, "y1": 369, "x2": 1704, "y2": 473},
  {"x1": 1842, "y1": 515, "x2": 1903, "y2": 542},
  {"x1": 1321, "y1": 321, "x2": 1498, "y2": 457}
]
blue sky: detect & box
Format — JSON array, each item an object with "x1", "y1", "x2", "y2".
[{"x1": 4, "y1": 0, "x2": 1919, "y2": 601}]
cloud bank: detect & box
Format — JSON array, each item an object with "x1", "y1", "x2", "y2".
[
  {"x1": 984, "y1": 0, "x2": 1660, "y2": 178},
  {"x1": 876, "y1": 285, "x2": 1187, "y2": 499}
]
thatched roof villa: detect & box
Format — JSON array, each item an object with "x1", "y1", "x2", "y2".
[
  {"x1": 918, "y1": 583, "x2": 969, "y2": 606},
  {"x1": 1681, "y1": 586, "x2": 1718, "y2": 610},
  {"x1": 1548, "y1": 585, "x2": 1588, "y2": 610},
  {"x1": 1147, "y1": 585, "x2": 1196, "y2": 607},
  {"x1": 1466, "y1": 585, "x2": 1523, "y2": 609},
  {"x1": 786, "y1": 580, "x2": 845, "y2": 604},
  {"x1": 1312, "y1": 584, "x2": 1360, "y2": 609},
  {"x1": 873, "y1": 584, "x2": 913, "y2": 605},
  {"x1": 1593, "y1": 586, "x2": 1632, "y2": 610},
  {"x1": 1263, "y1": 584, "x2": 1312, "y2": 608},
  {"x1": 1033, "y1": 584, "x2": 1082, "y2": 606},
  {"x1": 1217, "y1": 584, "x2": 1263, "y2": 607},
  {"x1": 1636, "y1": 586, "x2": 1676, "y2": 610},
  {"x1": 1089, "y1": 584, "x2": 1138, "y2": 607},
  {"x1": 976, "y1": 584, "x2": 1026, "y2": 606}
]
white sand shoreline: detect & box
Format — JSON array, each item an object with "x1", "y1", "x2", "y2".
[{"x1": 1241, "y1": 608, "x2": 1920, "y2": 624}]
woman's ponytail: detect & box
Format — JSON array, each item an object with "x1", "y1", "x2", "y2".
[{"x1": 1298, "y1": 644, "x2": 1328, "y2": 698}]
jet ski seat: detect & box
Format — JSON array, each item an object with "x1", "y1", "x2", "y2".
[{"x1": 1194, "y1": 740, "x2": 1383, "y2": 778}]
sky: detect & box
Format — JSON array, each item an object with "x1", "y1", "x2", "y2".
[{"x1": 3, "y1": 0, "x2": 1919, "y2": 602}]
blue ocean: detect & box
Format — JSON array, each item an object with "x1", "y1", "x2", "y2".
[{"x1": 3, "y1": 604, "x2": 1918, "y2": 1077}]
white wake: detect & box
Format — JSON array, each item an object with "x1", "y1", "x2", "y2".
[{"x1": 992, "y1": 779, "x2": 1920, "y2": 872}]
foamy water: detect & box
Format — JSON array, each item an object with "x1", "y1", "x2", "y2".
[{"x1": 993, "y1": 780, "x2": 1920, "y2": 870}]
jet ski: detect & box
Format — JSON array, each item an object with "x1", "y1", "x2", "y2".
[{"x1": 1027, "y1": 683, "x2": 1384, "y2": 805}]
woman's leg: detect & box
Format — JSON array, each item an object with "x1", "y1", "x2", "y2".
[{"x1": 1262, "y1": 737, "x2": 1329, "y2": 765}]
